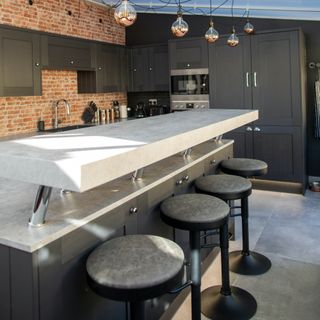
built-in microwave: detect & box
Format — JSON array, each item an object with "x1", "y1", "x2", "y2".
[{"x1": 170, "y1": 68, "x2": 209, "y2": 95}]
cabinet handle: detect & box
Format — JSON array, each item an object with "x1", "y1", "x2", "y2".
[
  {"x1": 70, "y1": 60, "x2": 74, "y2": 65},
  {"x1": 176, "y1": 179, "x2": 183, "y2": 185},
  {"x1": 254, "y1": 127, "x2": 261, "y2": 132},
  {"x1": 149, "y1": 67, "x2": 152, "y2": 71},
  {"x1": 210, "y1": 159, "x2": 216, "y2": 165},
  {"x1": 253, "y1": 72, "x2": 257, "y2": 87},
  {"x1": 98, "y1": 67, "x2": 102, "y2": 71},
  {"x1": 35, "y1": 62, "x2": 40, "y2": 67},
  {"x1": 246, "y1": 126, "x2": 253, "y2": 132},
  {"x1": 129, "y1": 207, "x2": 138, "y2": 214},
  {"x1": 245, "y1": 72, "x2": 250, "y2": 87},
  {"x1": 133, "y1": 68, "x2": 137, "y2": 72},
  {"x1": 187, "y1": 63, "x2": 190, "y2": 67},
  {"x1": 183, "y1": 175, "x2": 189, "y2": 181}
]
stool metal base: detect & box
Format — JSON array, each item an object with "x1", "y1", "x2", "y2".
[
  {"x1": 201, "y1": 285, "x2": 257, "y2": 320},
  {"x1": 229, "y1": 251, "x2": 272, "y2": 276}
]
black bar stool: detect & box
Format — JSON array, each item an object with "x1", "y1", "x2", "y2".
[
  {"x1": 161, "y1": 193, "x2": 257, "y2": 320},
  {"x1": 86, "y1": 234, "x2": 185, "y2": 320},
  {"x1": 195, "y1": 173, "x2": 271, "y2": 276}
]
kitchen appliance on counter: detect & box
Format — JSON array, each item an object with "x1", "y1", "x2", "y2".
[
  {"x1": 112, "y1": 100, "x2": 120, "y2": 119},
  {"x1": 135, "y1": 102, "x2": 147, "y2": 118},
  {"x1": 170, "y1": 68, "x2": 210, "y2": 111}
]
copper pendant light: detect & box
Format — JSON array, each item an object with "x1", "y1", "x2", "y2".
[{"x1": 114, "y1": 0, "x2": 137, "y2": 27}]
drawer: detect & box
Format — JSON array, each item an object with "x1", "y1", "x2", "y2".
[{"x1": 204, "y1": 144, "x2": 233, "y2": 175}]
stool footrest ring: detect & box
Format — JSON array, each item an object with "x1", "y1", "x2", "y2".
[{"x1": 169, "y1": 280, "x2": 192, "y2": 294}]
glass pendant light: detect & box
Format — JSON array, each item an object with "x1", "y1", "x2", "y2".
[
  {"x1": 205, "y1": 20, "x2": 219, "y2": 43},
  {"x1": 171, "y1": 4, "x2": 188, "y2": 37},
  {"x1": 227, "y1": 27, "x2": 239, "y2": 47},
  {"x1": 205, "y1": 0, "x2": 219, "y2": 43},
  {"x1": 114, "y1": 0, "x2": 137, "y2": 27},
  {"x1": 244, "y1": 19, "x2": 254, "y2": 34},
  {"x1": 227, "y1": 0, "x2": 239, "y2": 47}
]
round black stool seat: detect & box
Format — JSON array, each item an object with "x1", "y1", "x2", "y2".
[
  {"x1": 195, "y1": 174, "x2": 252, "y2": 201},
  {"x1": 86, "y1": 235, "x2": 184, "y2": 302},
  {"x1": 160, "y1": 193, "x2": 229, "y2": 231},
  {"x1": 220, "y1": 158, "x2": 268, "y2": 177}
]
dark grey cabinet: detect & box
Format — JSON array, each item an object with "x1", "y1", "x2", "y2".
[
  {"x1": 43, "y1": 35, "x2": 94, "y2": 70},
  {"x1": 251, "y1": 31, "x2": 303, "y2": 126},
  {"x1": 130, "y1": 44, "x2": 169, "y2": 92},
  {"x1": 210, "y1": 29, "x2": 306, "y2": 186},
  {"x1": 169, "y1": 37, "x2": 208, "y2": 70},
  {"x1": 209, "y1": 35, "x2": 251, "y2": 109},
  {"x1": 96, "y1": 44, "x2": 128, "y2": 93},
  {"x1": 0, "y1": 28, "x2": 41, "y2": 96}
]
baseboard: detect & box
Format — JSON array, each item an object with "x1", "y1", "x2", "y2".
[{"x1": 251, "y1": 179, "x2": 305, "y2": 194}]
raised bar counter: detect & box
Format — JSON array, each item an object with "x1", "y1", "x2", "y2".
[{"x1": 0, "y1": 109, "x2": 257, "y2": 192}]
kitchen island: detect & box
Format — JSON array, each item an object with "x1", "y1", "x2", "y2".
[{"x1": 0, "y1": 109, "x2": 258, "y2": 320}]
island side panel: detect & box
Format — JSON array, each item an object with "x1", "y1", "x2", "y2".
[{"x1": 0, "y1": 245, "x2": 10, "y2": 320}]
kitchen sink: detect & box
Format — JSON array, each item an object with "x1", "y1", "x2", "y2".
[{"x1": 43, "y1": 124, "x2": 95, "y2": 133}]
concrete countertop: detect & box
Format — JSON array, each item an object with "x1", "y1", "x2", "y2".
[
  {"x1": 0, "y1": 109, "x2": 258, "y2": 192},
  {"x1": 0, "y1": 140, "x2": 233, "y2": 252}
]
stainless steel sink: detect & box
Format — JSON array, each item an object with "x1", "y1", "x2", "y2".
[{"x1": 43, "y1": 124, "x2": 95, "y2": 133}]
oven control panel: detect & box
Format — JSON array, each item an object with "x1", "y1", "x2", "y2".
[{"x1": 171, "y1": 101, "x2": 210, "y2": 111}]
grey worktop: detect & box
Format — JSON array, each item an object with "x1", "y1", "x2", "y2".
[
  {"x1": 0, "y1": 109, "x2": 257, "y2": 192},
  {"x1": 0, "y1": 140, "x2": 233, "y2": 253}
]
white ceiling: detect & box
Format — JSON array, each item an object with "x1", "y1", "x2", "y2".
[{"x1": 90, "y1": 0, "x2": 320, "y2": 21}]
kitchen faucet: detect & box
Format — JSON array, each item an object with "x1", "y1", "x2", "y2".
[{"x1": 53, "y1": 99, "x2": 71, "y2": 128}]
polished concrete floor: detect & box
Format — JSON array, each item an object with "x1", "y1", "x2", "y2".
[{"x1": 168, "y1": 189, "x2": 320, "y2": 320}]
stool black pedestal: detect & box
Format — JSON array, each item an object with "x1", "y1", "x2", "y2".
[
  {"x1": 161, "y1": 194, "x2": 257, "y2": 320},
  {"x1": 86, "y1": 235, "x2": 185, "y2": 320},
  {"x1": 196, "y1": 171, "x2": 271, "y2": 276}
]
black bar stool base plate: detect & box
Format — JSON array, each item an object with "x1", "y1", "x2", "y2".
[
  {"x1": 201, "y1": 285, "x2": 257, "y2": 320},
  {"x1": 229, "y1": 251, "x2": 272, "y2": 276}
]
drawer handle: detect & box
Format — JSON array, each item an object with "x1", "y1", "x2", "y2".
[
  {"x1": 183, "y1": 175, "x2": 189, "y2": 181},
  {"x1": 129, "y1": 207, "x2": 138, "y2": 214},
  {"x1": 254, "y1": 127, "x2": 261, "y2": 132},
  {"x1": 176, "y1": 179, "x2": 183, "y2": 185},
  {"x1": 246, "y1": 126, "x2": 253, "y2": 132},
  {"x1": 210, "y1": 159, "x2": 216, "y2": 165}
]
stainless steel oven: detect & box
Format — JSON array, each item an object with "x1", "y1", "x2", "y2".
[
  {"x1": 170, "y1": 68, "x2": 210, "y2": 111},
  {"x1": 170, "y1": 68, "x2": 209, "y2": 96}
]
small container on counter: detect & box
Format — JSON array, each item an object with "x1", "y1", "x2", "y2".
[{"x1": 120, "y1": 105, "x2": 128, "y2": 118}]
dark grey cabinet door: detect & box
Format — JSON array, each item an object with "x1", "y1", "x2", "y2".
[
  {"x1": 252, "y1": 126, "x2": 303, "y2": 182},
  {"x1": 209, "y1": 35, "x2": 251, "y2": 109},
  {"x1": 119, "y1": 46, "x2": 129, "y2": 92},
  {"x1": 223, "y1": 126, "x2": 253, "y2": 159},
  {"x1": 96, "y1": 44, "x2": 122, "y2": 93},
  {"x1": 0, "y1": 28, "x2": 41, "y2": 96},
  {"x1": 169, "y1": 38, "x2": 208, "y2": 70},
  {"x1": 251, "y1": 31, "x2": 302, "y2": 126},
  {"x1": 151, "y1": 45, "x2": 169, "y2": 91},
  {"x1": 45, "y1": 36, "x2": 93, "y2": 70},
  {"x1": 131, "y1": 47, "x2": 150, "y2": 92},
  {"x1": 38, "y1": 199, "x2": 140, "y2": 320}
]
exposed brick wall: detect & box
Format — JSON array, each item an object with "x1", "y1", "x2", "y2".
[
  {"x1": 0, "y1": 0, "x2": 125, "y2": 44},
  {"x1": 0, "y1": 70, "x2": 127, "y2": 136},
  {"x1": 0, "y1": 0, "x2": 126, "y2": 137}
]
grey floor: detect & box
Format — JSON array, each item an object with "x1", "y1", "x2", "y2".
[{"x1": 171, "y1": 189, "x2": 320, "y2": 320}]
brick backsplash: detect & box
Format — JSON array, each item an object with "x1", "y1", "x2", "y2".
[
  {"x1": 0, "y1": 70, "x2": 126, "y2": 136},
  {"x1": 0, "y1": 0, "x2": 126, "y2": 137}
]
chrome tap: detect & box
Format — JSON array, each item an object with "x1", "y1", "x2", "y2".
[{"x1": 53, "y1": 99, "x2": 71, "y2": 129}]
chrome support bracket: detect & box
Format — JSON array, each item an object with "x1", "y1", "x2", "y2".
[
  {"x1": 183, "y1": 148, "x2": 192, "y2": 157},
  {"x1": 29, "y1": 185, "x2": 52, "y2": 227},
  {"x1": 132, "y1": 168, "x2": 144, "y2": 181},
  {"x1": 212, "y1": 135, "x2": 223, "y2": 141}
]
